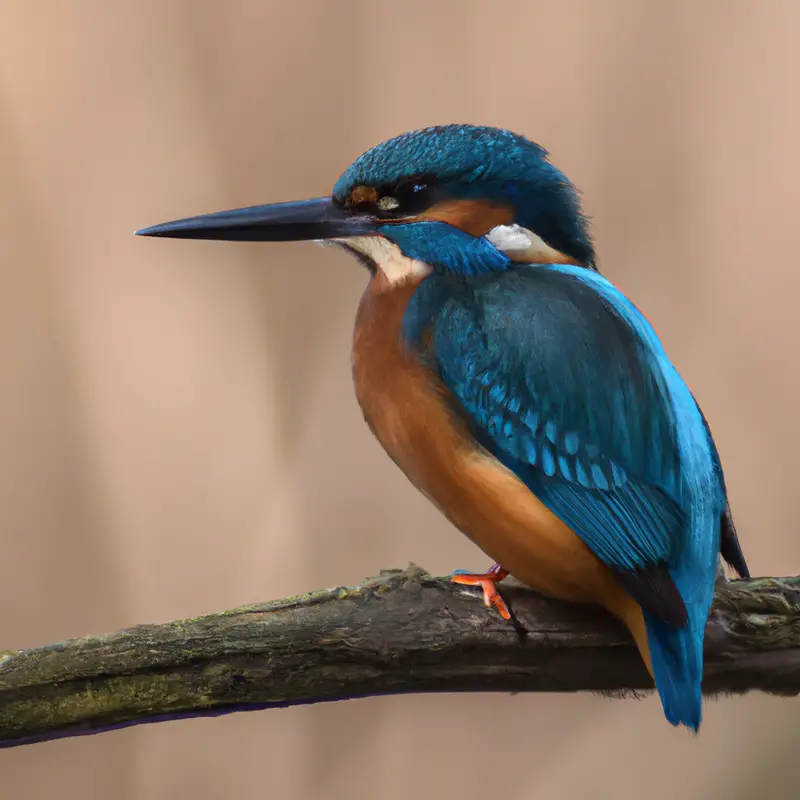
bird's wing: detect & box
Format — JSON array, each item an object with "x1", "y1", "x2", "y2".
[
  {"x1": 427, "y1": 266, "x2": 696, "y2": 626},
  {"x1": 691, "y1": 399, "x2": 750, "y2": 579}
]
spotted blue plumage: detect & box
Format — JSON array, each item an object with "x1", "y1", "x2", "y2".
[
  {"x1": 334, "y1": 125, "x2": 553, "y2": 193},
  {"x1": 405, "y1": 264, "x2": 725, "y2": 730}
]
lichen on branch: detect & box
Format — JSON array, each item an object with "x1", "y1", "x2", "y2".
[{"x1": 1, "y1": 566, "x2": 799, "y2": 748}]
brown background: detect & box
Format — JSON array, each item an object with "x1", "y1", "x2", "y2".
[{"x1": 1, "y1": 1, "x2": 798, "y2": 798}]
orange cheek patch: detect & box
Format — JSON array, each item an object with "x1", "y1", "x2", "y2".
[
  {"x1": 413, "y1": 199, "x2": 514, "y2": 237},
  {"x1": 348, "y1": 185, "x2": 379, "y2": 205}
]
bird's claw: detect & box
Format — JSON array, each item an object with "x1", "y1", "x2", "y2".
[{"x1": 450, "y1": 565, "x2": 511, "y2": 620}]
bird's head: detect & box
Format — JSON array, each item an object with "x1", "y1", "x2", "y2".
[{"x1": 137, "y1": 124, "x2": 596, "y2": 280}]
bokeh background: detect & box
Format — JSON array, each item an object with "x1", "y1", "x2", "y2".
[{"x1": 1, "y1": 1, "x2": 799, "y2": 797}]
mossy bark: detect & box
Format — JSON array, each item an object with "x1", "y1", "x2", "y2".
[{"x1": 1, "y1": 566, "x2": 799, "y2": 748}]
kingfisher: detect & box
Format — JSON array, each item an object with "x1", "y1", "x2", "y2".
[{"x1": 136, "y1": 124, "x2": 749, "y2": 731}]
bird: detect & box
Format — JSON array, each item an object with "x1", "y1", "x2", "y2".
[{"x1": 136, "y1": 124, "x2": 750, "y2": 731}]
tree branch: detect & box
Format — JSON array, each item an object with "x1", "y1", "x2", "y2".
[{"x1": 1, "y1": 565, "x2": 799, "y2": 748}]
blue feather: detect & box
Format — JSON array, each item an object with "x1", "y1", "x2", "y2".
[
  {"x1": 645, "y1": 613, "x2": 702, "y2": 729},
  {"x1": 380, "y1": 221, "x2": 511, "y2": 277}
]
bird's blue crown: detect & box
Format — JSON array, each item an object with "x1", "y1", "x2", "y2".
[{"x1": 333, "y1": 124, "x2": 595, "y2": 272}]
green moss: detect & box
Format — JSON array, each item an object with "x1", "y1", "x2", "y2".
[{"x1": 2, "y1": 567, "x2": 799, "y2": 746}]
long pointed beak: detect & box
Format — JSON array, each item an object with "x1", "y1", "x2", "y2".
[{"x1": 134, "y1": 197, "x2": 376, "y2": 242}]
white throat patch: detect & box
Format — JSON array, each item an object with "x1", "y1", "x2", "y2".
[{"x1": 334, "y1": 236, "x2": 433, "y2": 285}]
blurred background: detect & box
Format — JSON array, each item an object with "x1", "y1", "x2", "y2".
[{"x1": 1, "y1": 1, "x2": 798, "y2": 797}]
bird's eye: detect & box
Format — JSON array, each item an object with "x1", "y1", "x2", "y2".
[{"x1": 386, "y1": 178, "x2": 433, "y2": 215}]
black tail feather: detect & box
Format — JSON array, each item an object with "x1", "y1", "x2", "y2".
[{"x1": 720, "y1": 504, "x2": 750, "y2": 579}]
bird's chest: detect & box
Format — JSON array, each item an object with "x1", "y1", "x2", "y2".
[
  {"x1": 351, "y1": 275, "x2": 468, "y2": 489},
  {"x1": 349, "y1": 274, "x2": 620, "y2": 612}
]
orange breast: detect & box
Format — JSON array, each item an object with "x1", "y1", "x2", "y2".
[{"x1": 351, "y1": 272, "x2": 650, "y2": 667}]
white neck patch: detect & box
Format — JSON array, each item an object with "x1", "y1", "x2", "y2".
[
  {"x1": 334, "y1": 236, "x2": 433, "y2": 285},
  {"x1": 486, "y1": 223, "x2": 573, "y2": 264}
]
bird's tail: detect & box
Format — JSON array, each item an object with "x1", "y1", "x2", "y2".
[
  {"x1": 643, "y1": 610, "x2": 703, "y2": 732},
  {"x1": 644, "y1": 508, "x2": 719, "y2": 733}
]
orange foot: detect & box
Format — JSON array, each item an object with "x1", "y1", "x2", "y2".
[{"x1": 450, "y1": 564, "x2": 511, "y2": 620}]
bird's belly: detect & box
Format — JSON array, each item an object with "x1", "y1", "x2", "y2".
[
  {"x1": 449, "y1": 451, "x2": 615, "y2": 602},
  {"x1": 351, "y1": 276, "x2": 627, "y2": 613},
  {"x1": 372, "y1": 405, "x2": 616, "y2": 607}
]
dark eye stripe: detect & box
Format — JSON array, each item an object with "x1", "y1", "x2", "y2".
[{"x1": 343, "y1": 174, "x2": 439, "y2": 217}]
